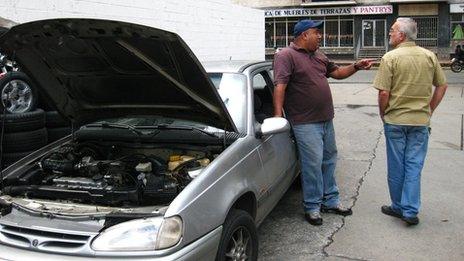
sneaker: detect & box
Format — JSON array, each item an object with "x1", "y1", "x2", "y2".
[
  {"x1": 380, "y1": 205, "x2": 402, "y2": 219},
  {"x1": 321, "y1": 204, "x2": 353, "y2": 216},
  {"x1": 402, "y1": 216, "x2": 419, "y2": 226},
  {"x1": 305, "y1": 211, "x2": 323, "y2": 226}
]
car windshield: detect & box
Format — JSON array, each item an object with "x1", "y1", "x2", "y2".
[
  {"x1": 208, "y1": 73, "x2": 247, "y2": 133},
  {"x1": 85, "y1": 73, "x2": 247, "y2": 134}
]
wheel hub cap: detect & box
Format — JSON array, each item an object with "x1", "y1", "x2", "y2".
[
  {"x1": 225, "y1": 226, "x2": 251, "y2": 261},
  {"x1": 1, "y1": 79, "x2": 33, "y2": 113}
]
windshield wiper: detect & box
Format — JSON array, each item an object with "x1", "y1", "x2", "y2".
[
  {"x1": 153, "y1": 124, "x2": 220, "y2": 138},
  {"x1": 86, "y1": 122, "x2": 150, "y2": 136},
  {"x1": 86, "y1": 122, "x2": 219, "y2": 138}
]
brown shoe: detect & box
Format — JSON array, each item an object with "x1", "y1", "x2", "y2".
[
  {"x1": 305, "y1": 212, "x2": 323, "y2": 226},
  {"x1": 321, "y1": 204, "x2": 353, "y2": 216}
]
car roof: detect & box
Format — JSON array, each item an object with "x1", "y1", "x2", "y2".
[{"x1": 202, "y1": 60, "x2": 271, "y2": 73}]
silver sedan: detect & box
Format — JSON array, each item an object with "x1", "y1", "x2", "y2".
[{"x1": 0, "y1": 19, "x2": 299, "y2": 260}]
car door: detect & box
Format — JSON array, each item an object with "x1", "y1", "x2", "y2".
[{"x1": 252, "y1": 69, "x2": 298, "y2": 222}]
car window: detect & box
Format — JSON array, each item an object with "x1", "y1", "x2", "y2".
[
  {"x1": 208, "y1": 73, "x2": 247, "y2": 133},
  {"x1": 252, "y1": 70, "x2": 275, "y2": 123}
]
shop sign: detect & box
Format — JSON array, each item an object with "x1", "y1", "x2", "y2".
[
  {"x1": 264, "y1": 5, "x2": 393, "y2": 17},
  {"x1": 450, "y1": 3, "x2": 464, "y2": 14}
]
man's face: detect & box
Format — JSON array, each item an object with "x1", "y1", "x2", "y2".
[
  {"x1": 301, "y1": 28, "x2": 322, "y2": 52},
  {"x1": 388, "y1": 22, "x2": 404, "y2": 47}
]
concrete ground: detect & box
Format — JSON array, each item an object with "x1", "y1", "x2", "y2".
[{"x1": 258, "y1": 70, "x2": 464, "y2": 260}]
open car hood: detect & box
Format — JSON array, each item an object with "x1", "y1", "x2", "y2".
[{"x1": 0, "y1": 19, "x2": 237, "y2": 131}]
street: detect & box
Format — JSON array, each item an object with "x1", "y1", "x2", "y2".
[{"x1": 258, "y1": 70, "x2": 464, "y2": 260}]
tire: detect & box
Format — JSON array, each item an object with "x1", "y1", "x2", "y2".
[
  {"x1": 45, "y1": 110, "x2": 70, "y2": 128},
  {"x1": 216, "y1": 209, "x2": 258, "y2": 261},
  {"x1": 451, "y1": 61, "x2": 462, "y2": 73},
  {"x1": 2, "y1": 127, "x2": 47, "y2": 152},
  {"x1": 0, "y1": 71, "x2": 38, "y2": 114},
  {"x1": 0, "y1": 109, "x2": 45, "y2": 133},
  {"x1": 47, "y1": 127, "x2": 71, "y2": 143}
]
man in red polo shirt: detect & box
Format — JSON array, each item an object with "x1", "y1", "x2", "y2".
[{"x1": 273, "y1": 19, "x2": 373, "y2": 225}]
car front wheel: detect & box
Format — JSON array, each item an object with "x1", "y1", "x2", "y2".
[{"x1": 216, "y1": 209, "x2": 258, "y2": 261}]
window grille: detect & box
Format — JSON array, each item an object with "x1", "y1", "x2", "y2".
[
  {"x1": 265, "y1": 16, "x2": 354, "y2": 48},
  {"x1": 412, "y1": 17, "x2": 438, "y2": 47}
]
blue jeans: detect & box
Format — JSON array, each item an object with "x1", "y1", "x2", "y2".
[
  {"x1": 293, "y1": 120, "x2": 339, "y2": 213},
  {"x1": 384, "y1": 123, "x2": 429, "y2": 218}
]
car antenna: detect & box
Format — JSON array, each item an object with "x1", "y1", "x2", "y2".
[{"x1": 0, "y1": 107, "x2": 6, "y2": 190}]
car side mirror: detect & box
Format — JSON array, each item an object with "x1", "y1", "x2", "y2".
[{"x1": 256, "y1": 117, "x2": 290, "y2": 138}]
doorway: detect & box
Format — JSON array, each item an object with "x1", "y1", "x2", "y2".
[{"x1": 362, "y1": 20, "x2": 386, "y2": 47}]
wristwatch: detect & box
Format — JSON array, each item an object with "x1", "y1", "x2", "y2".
[{"x1": 353, "y1": 62, "x2": 361, "y2": 71}]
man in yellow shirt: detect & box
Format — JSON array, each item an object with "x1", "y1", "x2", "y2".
[{"x1": 373, "y1": 18, "x2": 447, "y2": 226}]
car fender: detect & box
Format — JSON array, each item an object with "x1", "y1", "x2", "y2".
[{"x1": 165, "y1": 136, "x2": 264, "y2": 248}]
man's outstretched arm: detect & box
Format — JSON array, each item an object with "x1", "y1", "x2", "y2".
[{"x1": 329, "y1": 59, "x2": 374, "y2": 79}]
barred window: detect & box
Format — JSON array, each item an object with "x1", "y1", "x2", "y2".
[
  {"x1": 265, "y1": 21, "x2": 274, "y2": 48},
  {"x1": 325, "y1": 20, "x2": 338, "y2": 47},
  {"x1": 287, "y1": 20, "x2": 298, "y2": 46},
  {"x1": 340, "y1": 20, "x2": 354, "y2": 47},
  {"x1": 264, "y1": 16, "x2": 354, "y2": 49},
  {"x1": 406, "y1": 17, "x2": 438, "y2": 47},
  {"x1": 275, "y1": 21, "x2": 287, "y2": 48}
]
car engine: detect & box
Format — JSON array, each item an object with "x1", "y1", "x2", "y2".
[{"x1": 2, "y1": 142, "x2": 215, "y2": 207}]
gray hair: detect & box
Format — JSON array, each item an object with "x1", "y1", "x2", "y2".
[{"x1": 396, "y1": 18, "x2": 417, "y2": 41}]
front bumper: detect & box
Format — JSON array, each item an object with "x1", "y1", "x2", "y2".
[{"x1": 0, "y1": 226, "x2": 222, "y2": 261}]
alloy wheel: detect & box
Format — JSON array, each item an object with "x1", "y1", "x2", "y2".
[
  {"x1": 1, "y1": 79, "x2": 34, "y2": 113},
  {"x1": 225, "y1": 226, "x2": 252, "y2": 261}
]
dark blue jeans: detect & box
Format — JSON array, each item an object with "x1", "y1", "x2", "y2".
[
  {"x1": 384, "y1": 123, "x2": 429, "y2": 218},
  {"x1": 293, "y1": 120, "x2": 339, "y2": 213}
]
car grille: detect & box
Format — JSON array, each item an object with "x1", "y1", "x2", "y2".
[{"x1": 0, "y1": 224, "x2": 95, "y2": 254}]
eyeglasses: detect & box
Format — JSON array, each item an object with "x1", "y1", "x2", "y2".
[{"x1": 389, "y1": 28, "x2": 401, "y2": 33}]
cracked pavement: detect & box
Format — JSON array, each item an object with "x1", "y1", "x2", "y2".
[{"x1": 258, "y1": 70, "x2": 464, "y2": 260}]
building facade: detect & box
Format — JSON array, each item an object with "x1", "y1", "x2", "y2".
[
  {"x1": 0, "y1": 0, "x2": 265, "y2": 62},
  {"x1": 234, "y1": 0, "x2": 463, "y2": 60}
]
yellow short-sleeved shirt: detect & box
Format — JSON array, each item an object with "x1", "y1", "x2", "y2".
[{"x1": 373, "y1": 41, "x2": 447, "y2": 126}]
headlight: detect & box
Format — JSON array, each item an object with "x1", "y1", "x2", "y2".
[{"x1": 91, "y1": 216, "x2": 182, "y2": 251}]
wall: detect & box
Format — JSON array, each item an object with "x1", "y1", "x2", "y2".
[
  {"x1": 0, "y1": 0, "x2": 264, "y2": 62},
  {"x1": 233, "y1": 0, "x2": 391, "y2": 8},
  {"x1": 232, "y1": 0, "x2": 300, "y2": 8}
]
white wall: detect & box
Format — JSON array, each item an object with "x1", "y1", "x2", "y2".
[{"x1": 0, "y1": 0, "x2": 264, "y2": 62}]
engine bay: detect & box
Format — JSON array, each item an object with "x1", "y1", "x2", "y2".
[{"x1": 1, "y1": 141, "x2": 222, "y2": 207}]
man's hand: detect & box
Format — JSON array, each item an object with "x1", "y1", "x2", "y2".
[
  {"x1": 330, "y1": 59, "x2": 375, "y2": 79},
  {"x1": 354, "y1": 59, "x2": 375, "y2": 70}
]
